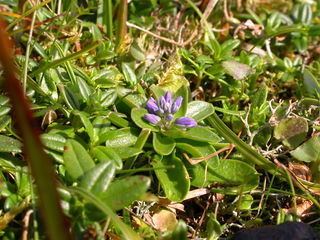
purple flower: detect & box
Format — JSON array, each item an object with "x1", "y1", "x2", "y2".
[
  {"x1": 143, "y1": 91, "x2": 197, "y2": 129},
  {"x1": 146, "y1": 97, "x2": 159, "y2": 114},
  {"x1": 175, "y1": 117, "x2": 197, "y2": 128},
  {"x1": 144, "y1": 114, "x2": 161, "y2": 125},
  {"x1": 171, "y1": 96, "x2": 183, "y2": 114},
  {"x1": 164, "y1": 91, "x2": 172, "y2": 103}
]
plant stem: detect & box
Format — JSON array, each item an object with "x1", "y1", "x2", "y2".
[
  {"x1": 22, "y1": 1, "x2": 37, "y2": 93},
  {"x1": 116, "y1": 0, "x2": 128, "y2": 49}
]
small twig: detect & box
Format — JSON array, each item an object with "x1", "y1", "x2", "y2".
[
  {"x1": 0, "y1": 198, "x2": 30, "y2": 231},
  {"x1": 126, "y1": 21, "x2": 183, "y2": 46},
  {"x1": 22, "y1": 209, "x2": 33, "y2": 240},
  {"x1": 201, "y1": 0, "x2": 219, "y2": 23},
  {"x1": 255, "y1": 177, "x2": 267, "y2": 217},
  {"x1": 192, "y1": 198, "x2": 212, "y2": 239},
  {"x1": 182, "y1": 144, "x2": 235, "y2": 165},
  {"x1": 127, "y1": 21, "x2": 199, "y2": 47}
]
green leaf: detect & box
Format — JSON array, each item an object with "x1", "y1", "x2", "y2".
[
  {"x1": 0, "y1": 115, "x2": 11, "y2": 131},
  {"x1": 79, "y1": 162, "x2": 115, "y2": 194},
  {"x1": 122, "y1": 62, "x2": 137, "y2": 86},
  {"x1": 274, "y1": 117, "x2": 308, "y2": 148},
  {"x1": 291, "y1": 136, "x2": 320, "y2": 162},
  {"x1": 77, "y1": 77, "x2": 92, "y2": 101},
  {"x1": 102, "y1": 127, "x2": 139, "y2": 148},
  {"x1": 41, "y1": 133, "x2": 66, "y2": 153},
  {"x1": 110, "y1": 147, "x2": 142, "y2": 159},
  {"x1": 186, "y1": 101, "x2": 215, "y2": 121},
  {"x1": 176, "y1": 140, "x2": 259, "y2": 192},
  {"x1": 0, "y1": 135, "x2": 22, "y2": 153},
  {"x1": 58, "y1": 84, "x2": 80, "y2": 110},
  {"x1": 92, "y1": 116, "x2": 112, "y2": 142},
  {"x1": 131, "y1": 108, "x2": 159, "y2": 132},
  {"x1": 107, "y1": 111, "x2": 130, "y2": 128},
  {"x1": 100, "y1": 175, "x2": 150, "y2": 210},
  {"x1": 166, "y1": 221, "x2": 188, "y2": 240},
  {"x1": 30, "y1": 41, "x2": 101, "y2": 77},
  {"x1": 92, "y1": 146, "x2": 123, "y2": 169},
  {"x1": 206, "y1": 214, "x2": 225, "y2": 240},
  {"x1": 173, "y1": 84, "x2": 189, "y2": 118},
  {"x1": 130, "y1": 42, "x2": 145, "y2": 61},
  {"x1": 153, "y1": 133, "x2": 176, "y2": 156},
  {"x1": 63, "y1": 139, "x2": 95, "y2": 180},
  {"x1": 164, "y1": 126, "x2": 221, "y2": 144},
  {"x1": 117, "y1": 87, "x2": 146, "y2": 109},
  {"x1": 72, "y1": 111, "x2": 95, "y2": 143},
  {"x1": 303, "y1": 69, "x2": 320, "y2": 97},
  {"x1": 153, "y1": 154, "x2": 190, "y2": 201},
  {"x1": 150, "y1": 84, "x2": 166, "y2": 99},
  {"x1": 238, "y1": 194, "x2": 254, "y2": 211}
]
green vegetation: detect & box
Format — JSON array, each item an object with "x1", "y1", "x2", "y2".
[{"x1": 0, "y1": 0, "x2": 319, "y2": 239}]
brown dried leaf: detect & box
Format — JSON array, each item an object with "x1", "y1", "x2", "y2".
[
  {"x1": 288, "y1": 162, "x2": 312, "y2": 181},
  {"x1": 151, "y1": 209, "x2": 177, "y2": 232},
  {"x1": 285, "y1": 198, "x2": 313, "y2": 217}
]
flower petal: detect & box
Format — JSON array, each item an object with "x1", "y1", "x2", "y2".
[
  {"x1": 144, "y1": 113, "x2": 161, "y2": 125},
  {"x1": 159, "y1": 96, "x2": 171, "y2": 113},
  {"x1": 175, "y1": 117, "x2": 197, "y2": 128},
  {"x1": 146, "y1": 97, "x2": 159, "y2": 114},
  {"x1": 164, "y1": 91, "x2": 173, "y2": 103},
  {"x1": 171, "y1": 96, "x2": 183, "y2": 114}
]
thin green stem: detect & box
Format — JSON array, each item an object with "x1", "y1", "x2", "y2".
[
  {"x1": 105, "y1": 0, "x2": 113, "y2": 38},
  {"x1": 6, "y1": 0, "x2": 52, "y2": 31},
  {"x1": 30, "y1": 41, "x2": 100, "y2": 77},
  {"x1": 22, "y1": 2, "x2": 37, "y2": 93}
]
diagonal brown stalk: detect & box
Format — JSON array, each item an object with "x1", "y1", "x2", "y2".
[{"x1": 0, "y1": 19, "x2": 73, "y2": 240}]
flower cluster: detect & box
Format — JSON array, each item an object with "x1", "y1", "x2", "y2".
[{"x1": 144, "y1": 91, "x2": 197, "y2": 129}]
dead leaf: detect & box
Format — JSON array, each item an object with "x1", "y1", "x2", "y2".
[
  {"x1": 288, "y1": 162, "x2": 312, "y2": 181},
  {"x1": 285, "y1": 197, "x2": 313, "y2": 217},
  {"x1": 151, "y1": 209, "x2": 177, "y2": 232},
  {"x1": 184, "y1": 188, "x2": 210, "y2": 200}
]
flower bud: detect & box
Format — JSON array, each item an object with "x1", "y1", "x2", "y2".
[
  {"x1": 146, "y1": 97, "x2": 159, "y2": 114},
  {"x1": 144, "y1": 114, "x2": 161, "y2": 125},
  {"x1": 175, "y1": 117, "x2": 197, "y2": 128},
  {"x1": 171, "y1": 96, "x2": 183, "y2": 114},
  {"x1": 164, "y1": 91, "x2": 172, "y2": 103}
]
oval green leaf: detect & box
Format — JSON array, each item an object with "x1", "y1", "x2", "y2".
[
  {"x1": 153, "y1": 154, "x2": 190, "y2": 201},
  {"x1": 186, "y1": 101, "x2": 215, "y2": 121},
  {"x1": 176, "y1": 140, "x2": 259, "y2": 192},
  {"x1": 102, "y1": 127, "x2": 139, "y2": 148},
  {"x1": 41, "y1": 133, "x2": 66, "y2": 153},
  {"x1": 153, "y1": 132, "x2": 176, "y2": 156},
  {"x1": 110, "y1": 147, "x2": 142, "y2": 159},
  {"x1": 63, "y1": 139, "x2": 95, "y2": 180},
  {"x1": 92, "y1": 146, "x2": 123, "y2": 169},
  {"x1": 79, "y1": 162, "x2": 115, "y2": 194},
  {"x1": 100, "y1": 175, "x2": 150, "y2": 211},
  {"x1": 164, "y1": 126, "x2": 221, "y2": 144},
  {"x1": 0, "y1": 135, "x2": 22, "y2": 153}
]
